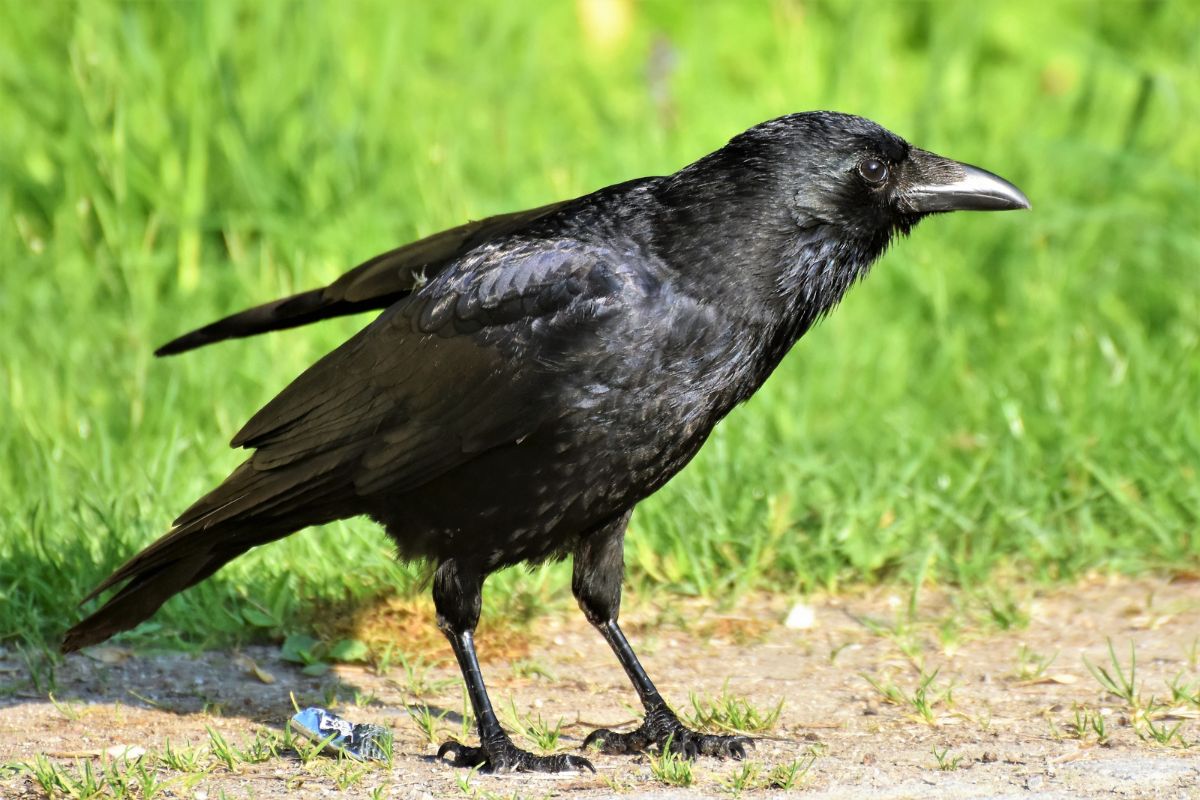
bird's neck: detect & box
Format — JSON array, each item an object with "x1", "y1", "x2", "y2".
[
  {"x1": 648, "y1": 178, "x2": 888, "y2": 333},
  {"x1": 644, "y1": 172, "x2": 893, "y2": 405},
  {"x1": 753, "y1": 228, "x2": 887, "y2": 379}
]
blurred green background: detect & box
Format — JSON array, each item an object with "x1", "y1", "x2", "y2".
[{"x1": 1, "y1": 0, "x2": 1197, "y2": 652}]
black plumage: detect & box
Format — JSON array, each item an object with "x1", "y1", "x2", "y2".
[{"x1": 64, "y1": 112, "x2": 1028, "y2": 772}]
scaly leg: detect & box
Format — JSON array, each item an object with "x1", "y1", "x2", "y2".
[
  {"x1": 433, "y1": 559, "x2": 593, "y2": 773},
  {"x1": 572, "y1": 513, "x2": 751, "y2": 759}
]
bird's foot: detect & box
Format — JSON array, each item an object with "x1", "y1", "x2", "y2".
[
  {"x1": 437, "y1": 735, "x2": 595, "y2": 774},
  {"x1": 582, "y1": 705, "x2": 752, "y2": 759}
]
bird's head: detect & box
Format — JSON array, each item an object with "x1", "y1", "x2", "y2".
[
  {"x1": 653, "y1": 111, "x2": 1029, "y2": 329},
  {"x1": 724, "y1": 111, "x2": 1030, "y2": 243}
]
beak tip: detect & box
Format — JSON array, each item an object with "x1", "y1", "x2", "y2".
[
  {"x1": 906, "y1": 156, "x2": 1031, "y2": 214},
  {"x1": 1007, "y1": 188, "x2": 1032, "y2": 211}
]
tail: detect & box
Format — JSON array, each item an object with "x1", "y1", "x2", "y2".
[
  {"x1": 62, "y1": 455, "x2": 350, "y2": 653},
  {"x1": 155, "y1": 200, "x2": 572, "y2": 356},
  {"x1": 154, "y1": 291, "x2": 398, "y2": 356}
]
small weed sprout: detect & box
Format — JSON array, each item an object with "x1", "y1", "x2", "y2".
[
  {"x1": 327, "y1": 759, "x2": 370, "y2": 790},
  {"x1": 648, "y1": 737, "x2": 694, "y2": 787},
  {"x1": 862, "y1": 667, "x2": 954, "y2": 725},
  {"x1": 499, "y1": 699, "x2": 565, "y2": 752},
  {"x1": 1084, "y1": 639, "x2": 1141, "y2": 709},
  {"x1": 25, "y1": 756, "x2": 108, "y2": 799},
  {"x1": 687, "y1": 690, "x2": 783, "y2": 735},
  {"x1": 158, "y1": 738, "x2": 206, "y2": 772},
  {"x1": 1013, "y1": 644, "x2": 1058, "y2": 681},
  {"x1": 1065, "y1": 705, "x2": 1110, "y2": 745},
  {"x1": 932, "y1": 746, "x2": 963, "y2": 771},
  {"x1": 206, "y1": 726, "x2": 239, "y2": 771},
  {"x1": 455, "y1": 765, "x2": 481, "y2": 796},
  {"x1": 47, "y1": 692, "x2": 83, "y2": 722},
  {"x1": 767, "y1": 751, "x2": 818, "y2": 789},
  {"x1": 1138, "y1": 710, "x2": 1189, "y2": 747},
  {"x1": 722, "y1": 749, "x2": 818, "y2": 794},
  {"x1": 410, "y1": 704, "x2": 450, "y2": 744},
  {"x1": 1166, "y1": 673, "x2": 1200, "y2": 708},
  {"x1": 724, "y1": 761, "x2": 761, "y2": 796}
]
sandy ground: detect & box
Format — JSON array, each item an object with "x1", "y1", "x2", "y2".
[{"x1": 2, "y1": 576, "x2": 1199, "y2": 799}]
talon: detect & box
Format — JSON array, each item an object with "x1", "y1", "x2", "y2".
[
  {"x1": 582, "y1": 728, "x2": 612, "y2": 750},
  {"x1": 566, "y1": 755, "x2": 597, "y2": 773},
  {"x1": 585, "y1": 714, "x2": 757, "y2": 760},
  {"x1": 438, "y1": 737, "x2": 592, "y2": 774},
  {"x1": 437, "y1": 741, "x2": 484, "y2": 767}
]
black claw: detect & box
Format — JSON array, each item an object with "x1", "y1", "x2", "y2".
[
  {"x1": 581, "y1": 729, "x2": 607, "y2": 751},
  {"x1": 437, "y1": 741, "x2": 487, "y2": 768},
  {"x1": 561, "y1": 754, "x2": 597, "y2": 774},
  {"x1": 582, "y1": 711, "x2": 753, "y2": 761},
  {"x1": 438, "y1": 737, "x2": 593, "y2": 774}
]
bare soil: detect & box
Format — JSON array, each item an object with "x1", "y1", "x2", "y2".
[{"x1": 2, "y1": 576, "x2": 1199, "y2": 798}]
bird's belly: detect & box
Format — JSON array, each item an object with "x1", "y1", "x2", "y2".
[
  {"x1": 370, "y1": 313, "x2": 754, "y2": 570},
  {"x1": 369, "y1": 395, "x2": 711, "y2": 571}
]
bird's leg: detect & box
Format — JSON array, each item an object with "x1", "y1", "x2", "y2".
[
  {"x1": 432, "y1": 559, "x2": 593, "y2": 773},
  {"x1": 573, "y1": 514, "x2": 751, "y2": 759}
]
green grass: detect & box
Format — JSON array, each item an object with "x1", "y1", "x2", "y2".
[{"x1": 1, "y1": 1, "x2": 1198, "y2": 653}]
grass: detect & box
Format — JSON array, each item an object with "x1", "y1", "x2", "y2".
[
  {"x1": 497, "y1": 700, "x2": 567, "y2": 754},
  {"x1": 1, "y1": 0, "x2": 1198, "y2": 656},
  {"x1": 724, "y1": 752, "x2": 818, "y2": 795},
  {"x1": 1079, "y1": 638, "x2": 1196, "y2": 748},
  {"x1": 931, "y1": 746, "x2": 963, "y2": 772},
  {"x1": 12, "y1": 726, "x2": 395, "y2": 799},
  {"x1": 863, "y1": 666, "x2": 956, "y2": 726},
  {"x1": 1084, "y1": 638, "x2": 1141, "y2": 709},
  {"x1": 1012, "y1": 644, "x2": 1058, "y2": 682},
  {"x1": 647, "y1": 737, "x2": 694, "y2": 787},
  {"x1": 1043, "y1": 638, "x2": 1198, "y2": 748},
  {"x1": 685, "y1": 690, "x2": 784, "y2": 736}
]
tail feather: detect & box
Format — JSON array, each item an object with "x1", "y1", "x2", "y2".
[
  {"x1": 154, "y1": 290, "x2": 398, "y2": 356},
  {"x1": 154, "y1": 198, "x2": 574, "y2": 356},
  {"x1": 63, "y1": 458, "x2": 352, "y2": 653},
  {"x1": 62, "y1": 552, "x2": 226, "y2": 652}
]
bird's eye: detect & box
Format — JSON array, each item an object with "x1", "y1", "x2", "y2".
[{"x1": 858, "y1": 158, "x2": 889, "y2": 184}]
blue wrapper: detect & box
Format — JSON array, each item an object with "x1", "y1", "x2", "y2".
[{"x1": 288, "y1": 706, "x2": 392, "y2": 762}]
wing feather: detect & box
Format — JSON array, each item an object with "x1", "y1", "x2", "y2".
[{"x1": 227, "y1": 241, "x2": 616, "y2": 504}]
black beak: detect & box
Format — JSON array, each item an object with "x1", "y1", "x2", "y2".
[{"x1": 902, "y1": 150, "x2": 1031, "y2": 214}]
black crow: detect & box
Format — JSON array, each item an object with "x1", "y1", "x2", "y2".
[{"x1": 63, "y1": 112, "x2": 1029, "y2": 772}]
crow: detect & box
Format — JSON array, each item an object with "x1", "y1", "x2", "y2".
[{"x1": 63, "y1": 112, "x2": 1029, "y2": 772}]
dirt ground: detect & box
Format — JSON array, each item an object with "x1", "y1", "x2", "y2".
[{"x1": 2, "y1": 576, "x2": 1199, "y2": 799}]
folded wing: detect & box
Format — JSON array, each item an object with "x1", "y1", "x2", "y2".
[
  {"x1": 64, "y1": 240, "x2": 620, "y2": 651},
  {"x1": 155, "y1": 200, "x2": 571, "y2": 355}
]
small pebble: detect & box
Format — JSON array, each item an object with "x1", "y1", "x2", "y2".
[{"x1": 784, "y1": 603, "x2": 816, "y2": 630}]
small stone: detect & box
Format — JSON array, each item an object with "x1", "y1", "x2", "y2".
[
  {"x1": 105, "y1": 745, "x2": 146, "y2": 760},
  {"x1": 784, "y1": 603, "x2": 816, "y2": 629}
]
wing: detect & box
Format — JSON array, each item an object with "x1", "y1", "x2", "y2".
[
  {"x1": 175, "y1": 238, "x2": 621, "y2": 529},
  {"x1": 154, "y1": 200, "x2": 572, "y2": 356},
  {"x1": 63, "y1": 234, "x2": 636, "y2": 654}
]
